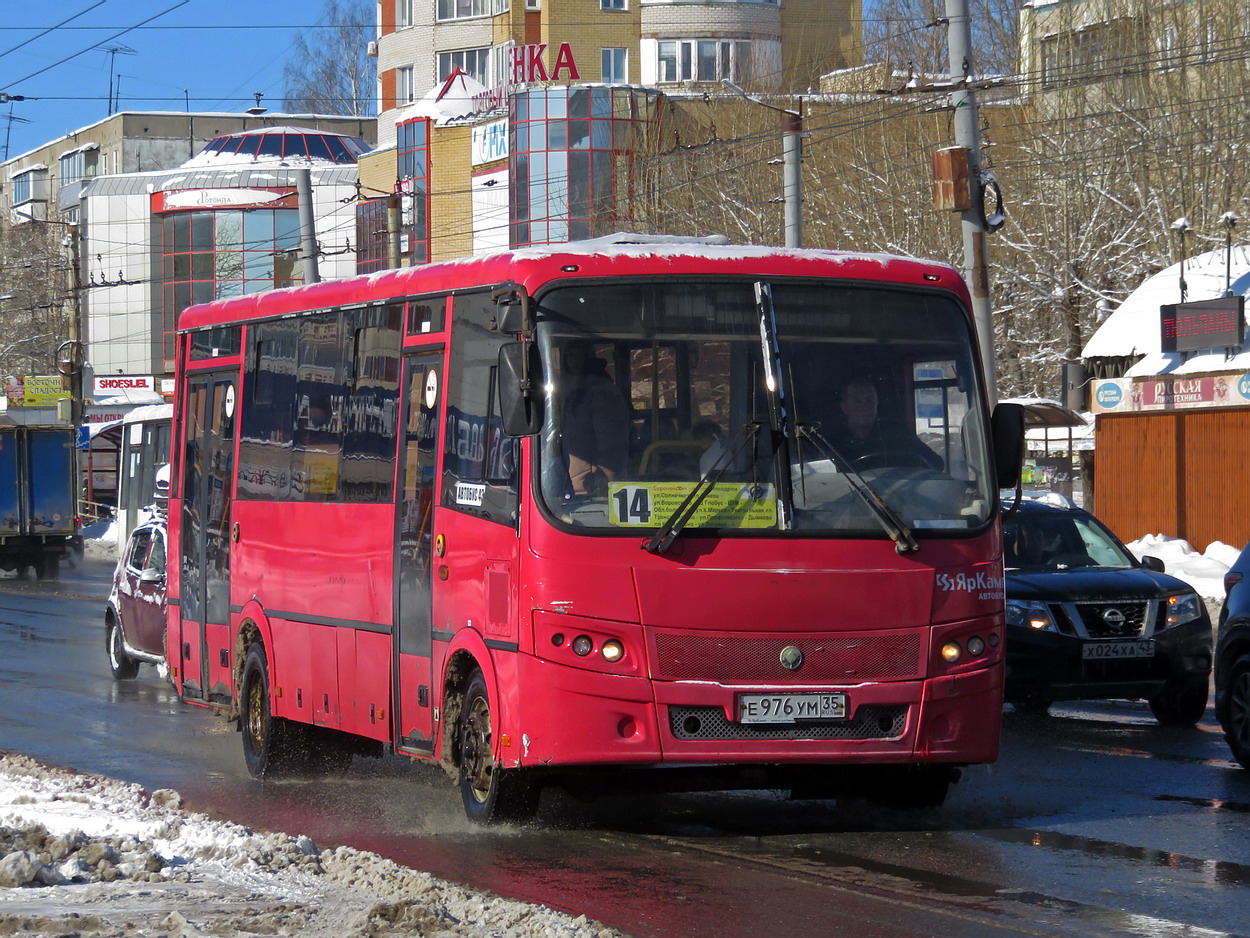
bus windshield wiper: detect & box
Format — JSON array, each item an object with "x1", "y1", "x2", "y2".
[
  {"x1": 797, "y1": 424, "x2": 920, "y2": 554},
  {"x1": 642, "y1": 422, "x2": 761, "y2": 555}
]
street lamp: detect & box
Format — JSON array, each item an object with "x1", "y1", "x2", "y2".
[
  {"x1": 721, "y1": 80, "x2": 803, "y2": 248},
  {"x1": 1224, "y1": 211, "x2": 1240, "y2": 297},
  {"x1": 1172, "y1": 217, "x2": 1191, "y2": 303}
]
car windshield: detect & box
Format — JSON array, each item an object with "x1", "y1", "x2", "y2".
[
  {"x1": 1003, "y1": 509, "x2": 1136, "y2": 570},
  {"x1": 534, "y1": 279, "x2": 995, "y2": 537}
]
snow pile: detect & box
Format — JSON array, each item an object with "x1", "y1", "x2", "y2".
[
  {"x1": 1126, "y1": 533, "x2": 1239, "y2": 604},
  {"x1": 0, "y1": 752, "x2": 620, "y2": 938}
]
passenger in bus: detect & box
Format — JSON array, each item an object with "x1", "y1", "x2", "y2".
[
  {"x1": 832, "y1": 378, "x2": 942, "y2": 471},
  {"x1": 560, "y1": 340, "x2": 630, "y2": 497}
]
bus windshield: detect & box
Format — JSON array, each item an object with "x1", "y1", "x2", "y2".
[{"x1": 536, "y1": 279, "x2": 994, "y2": 536}]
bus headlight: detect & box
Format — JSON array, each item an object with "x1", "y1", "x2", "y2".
[
  {"x1": 572, "y1": 635, "x2": 594, "y2": 656},
  {"x1": 940, "y1": 641, "x2": 962, "y2": 663},
  {"x1": 601, "y1": 639, "x2": 625, "y2": 663},
  {"x1": 1165, "y1": 593, "x2": 1203, "y2": 628}
]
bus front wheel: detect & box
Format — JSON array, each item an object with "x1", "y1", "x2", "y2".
[
  {"x1": 456, "y1": 670, "x2": 539, "y2": 824},
  {"x1": 240, "y1": 643, "x2": 308, "y2": 779}
]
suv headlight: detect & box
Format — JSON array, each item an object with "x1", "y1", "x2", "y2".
[
  {"x1": 1164, "y1": 592, "x2": 1203, "y2": 628},
  {"x1": 1005, "y1": 599, "x2": 1057, "y2": 632}
]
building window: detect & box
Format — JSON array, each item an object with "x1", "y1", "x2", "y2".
[
  {"x1": 11, "y1": 172, "x2": 32, "y2": 204},
  {"x1": 601, "y1": 0, "x2": 626, "y2": 9},
  {"x1": 397, "y1": 118, "x2": 431, "y2": 265},
  {"x1": 397, "y1": 0, "x2": 414, "y2": 27},
  {"x1": 1159, "y1": 24, "x2": 1180, "y2": 69},
  {"x1": 355, "y1": 198, "x2": 389, "y2": 274},
  {"x1": 58, "y1": 147, "x2": 98, "y2": 186},
  {"x1": 439, "y1": 48, "x2": 491, "y2": 83},
  {"x1": 511, "y1": 86, "x2": 660, "y2": 247},
  {"x1": 157, "y1": 200, "x2": 301, "y2": 364},
  {"x1": 602, "y1": 47, "x2": 627, "y2": 82},
  {"x1": 397, "y1": 66, "x2": 415, "y2": 105},
  {"x1": 1039, "y1": 36, "x2": 1059, "y2": 86},
  {"x1": 656, "y1": 39, "x2": 752, "y2": 83},
  {"x1": 437, "y1": 0, "x2": 508, "y2": 22},
  {"x1": 1201, "y1": 21, "x2": 1218, "y2": 63}
]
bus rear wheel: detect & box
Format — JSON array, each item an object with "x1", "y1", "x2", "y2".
[
  {"x1": 456, "y1": 670, "x2": 539, "y2": 824},
  {"x1": 240, "y1": 643, "x2": 309, "y2": 778}
]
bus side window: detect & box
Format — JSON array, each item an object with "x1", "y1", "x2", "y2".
[
  {"x1": 341, "y1": 305, "x2": 402, "y2": 503},
  {"x1": 238, "y1": 321, "x2": 297, "y2": 500},
  {"x1": 443, "y1": 293, "x2": 519, "y2": 526}
]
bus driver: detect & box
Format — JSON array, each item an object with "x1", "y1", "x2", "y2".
[{"x1": 559, "y1": 340, "x2": 630, "y2": 497}]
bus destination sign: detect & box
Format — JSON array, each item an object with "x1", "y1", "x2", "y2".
[{"x1": 1160, "y1": 296, "x2": 1246, "y2": 353}]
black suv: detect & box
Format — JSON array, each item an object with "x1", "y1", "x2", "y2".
[
  {"x1": 1216, "y1": 546, "x2": 1250, "y2": 766},
  {"x1": 1003, "y1": 500, "x2": 1212, "y2": 725}
]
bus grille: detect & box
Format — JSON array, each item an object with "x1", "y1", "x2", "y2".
[
  {"x1": 667, "y1": 705, "x2": 907, "y2": 741},
  {"x1": 653, "y1": 632, "x2": 924, "y2": 683}
]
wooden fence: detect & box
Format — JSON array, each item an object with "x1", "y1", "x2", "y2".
[{"x1": 1094, "y1": 409, "x2": 1250, "y2": 552}]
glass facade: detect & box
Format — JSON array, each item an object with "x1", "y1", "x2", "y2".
[
  {"x1": 355, "y1": 197, "x2": 390, "y2": 274},
  {"x1": 397, "y1": 118, "x2": 431, "y2": 265},
  {"x1": 157, "y1": 196, "x2": 301, "y2": 365},
  {"x1": 197, "y1": 132, "x2": 369, "y2": 164},
  {"x1": 510, "y1": 86, "x2": 661, "y2": 247}
]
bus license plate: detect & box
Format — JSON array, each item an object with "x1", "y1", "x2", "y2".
[
  {"x1": 739, "y1": 693, "x2": 848, "y2": 724},
  {"x1": 1082, "y1": 640, "x2": 1156, "y2": 660}
]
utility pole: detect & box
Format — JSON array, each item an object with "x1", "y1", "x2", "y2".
[
  {"x1": 722, "y1": 80, "x2": 803, "y2": 248},
  {"x1": 62, "y1": 224, "x2": 84, "y2": 429},
  {"x1": 295, "y1": 168, "x2": 321, "y2": 284},
  {"x1": 946, "y1": 0, "x2": 997, "y2": 402}
]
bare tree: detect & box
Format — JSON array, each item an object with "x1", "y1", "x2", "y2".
[
  {"x1": 863, "y1": 0, "x2": 1023, "y2": 77},
  {"x1": 282, "y1": 0, "x2": 376, "y2": 117},
  {"x1": 0, "y1": 222, "x2": 71, "y2": 378}
]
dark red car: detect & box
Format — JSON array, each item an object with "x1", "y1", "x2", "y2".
[{"x1": 104, "y1": 516, "x2": 167, "y2": 679}]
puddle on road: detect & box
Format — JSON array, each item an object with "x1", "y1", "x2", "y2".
[
  {"x1": 1155, "y1": 793, "x2": 1250, "y2": 814},
  {"x1": 978, "y1": 826, "x2": 1250, "y2": 888}
]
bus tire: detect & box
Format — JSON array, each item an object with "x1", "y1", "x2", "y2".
[
  {"x1": 240, "y1": 643, "x2": 308, "y2": 779},
  {"x1": 106, "y1": 615, "x2": 140, "y2": 680},
  {"x1": 456, "y1": 669, "x2": 539, "y2": 824}
]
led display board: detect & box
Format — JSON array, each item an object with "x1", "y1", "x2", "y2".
[{"x1": 1160, "y1": 296, "x2": 1245, "y2": 353}]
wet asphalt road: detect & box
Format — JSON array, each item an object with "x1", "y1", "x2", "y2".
[{"x1": 4, "y1": 556, "x2": 1250, "y2": 937}]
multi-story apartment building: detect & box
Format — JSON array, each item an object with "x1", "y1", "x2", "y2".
[
  {"x1": 363, "y1": 0, "x2": 860, "y2": 262},
  {"x1": 375, "y1": 0, "x2": 859, "y2": 147},
  {"x1": 1018, "y1": 0, "x2": 1242, "y2": 110}
]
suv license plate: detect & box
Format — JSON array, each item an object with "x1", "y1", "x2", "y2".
[
  {"x1": 739, "y1": 693, "x2": 848, "y2": 724},
  {"x1": 1082, "y1": 640, "x2": 1156, "y2": 660}
]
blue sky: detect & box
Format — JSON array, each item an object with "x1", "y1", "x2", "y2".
[{"x1": 0, "y1": 1, "x2": 324, "y2": 161}]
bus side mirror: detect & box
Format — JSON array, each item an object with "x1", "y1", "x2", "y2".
[
  {"x1": 498, "y1": 341, "x2": 543, "y2": 436},
  {"x1": 991, "y1": 402, "x2": 1025, "y2": 490},
  {"x1": 497, "y1": 300, "x2": 526, "y2": 336}
]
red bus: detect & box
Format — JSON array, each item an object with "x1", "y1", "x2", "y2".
[{"x1": 167, "y1": 235, "x2": 1024, "y2": 822}]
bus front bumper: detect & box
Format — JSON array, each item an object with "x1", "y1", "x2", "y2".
[{"x1": 505, "y1": 655, "x2": 1002, "y2": 769}]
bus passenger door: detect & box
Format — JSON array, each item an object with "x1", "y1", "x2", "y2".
[
  {"x1": 178, "y1": 373, "x2": 236, "y2": 704},
  {"x1": 394, "y1": 351, "x2": 442, "y2": 753}
]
